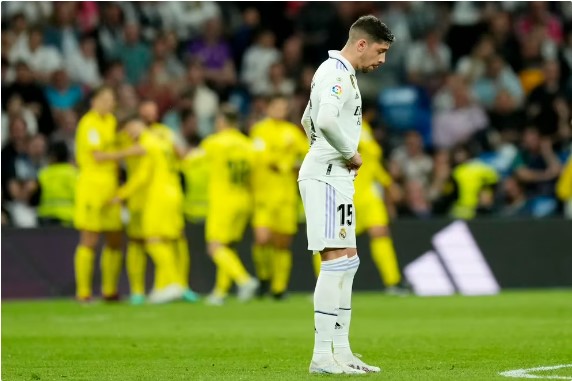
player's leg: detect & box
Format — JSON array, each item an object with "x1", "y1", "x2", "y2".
[
  {"x1": 208, "y1": 241, "x2": 258, "y2": 301},
  {"x1": 207, "y1": 266, "x2": 232, "y2": 306},
  {"x1": 175, "y1": 234, "x2": 200, "y2": 302},
  {"x1": 369, "y1": 225, "x2": 402, "y2": 289},
  {"x1": 74, "y1": 230, "x2": 100, "y2": 301},
  {"x1": 101, "y1": 230, "x2": 123, "y2": 301},
  {"x1": 252, "y1": 215, "x2": 273, "y2": 297},
  {"x1": 270, "y1": 232, "x2": 293, "y2": 299},
  {"x1": 126, "y1": 237, "x2": 147, "y2": 305},
  {"x1": 145, "y1": 236, "x2": 183, "y2": 303}
]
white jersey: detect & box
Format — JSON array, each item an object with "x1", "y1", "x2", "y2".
[{"x1": 298, "y1": 50, "x2": 362, "y2": 187}]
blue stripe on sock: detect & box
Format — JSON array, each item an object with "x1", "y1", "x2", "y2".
[{"x1": 315, "y1": 310, "x2": 338, "y2": 317}]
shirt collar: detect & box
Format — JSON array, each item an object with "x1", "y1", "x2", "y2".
[{"x1": 328, "y1": 50, "x2": 355, "y2": 75}]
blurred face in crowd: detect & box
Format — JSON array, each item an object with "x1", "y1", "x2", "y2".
[
  {"x1": 12, "y1": 14, "x2": 27, "y2": 34},
  {"x1": 7, "y1": 95, "x2": 24, "y2": 116},
  {"x1": 494, "y1": 89, "x2": 516, "y2": 113},
  {"x1": 15, "y1": 63, "x2": 34, "y2": 83},
  {"x1": 153, "y1": 37, "x2": 168, "y2": 59},
  {"x1": 9, "y1": 117, "x2": 28, "y2": 143},
  {"x1": 139, "y1": 101, "x2": 159, "y2": 124},
  {"x1": 267, "y1": 97, "x2": 289, "y2": 120},
  {"x1": 204, "y1": 18, "x2": 223, "y2": 41},
  {"x1": 103, "y1": 4, "x2": 122, "y2": 26},
  {"x1": 124, "y1": 24, "x2": 141, "y2": 44},
  {"x1": 503, "y1": 177, "x2": 524, "y2": 202},
  {"x1": 490, "y1": 12, "x2": 511, "y2": 37},
  {"x1": 474, "y1": 36, "x2": 494, "y2": 59},
  {"x1": 117, "y1": 83, "x2": 139, "y2": 110},
  {"x1": 28, "y1": 134, "x2": 47, "y2": 160},
  {"x1": 52, "y1": 70, "x2": 69, "y2": 90},
  {"x1": 522, "y1": 128, "x2": 541, "y2": 152},
  {"x1": 269, "y1": 62, "x2": 285, "y2": 82},
  {"x1": 92, "y1": 88, "x2": 116, "y2": 114},
  {"x1": 80, "y1": 38, "x2": 96, "y2": 58},
  {"x1": 486, "y1": 56, "x2": 504, "y2": 78},
  {"x1": 243, "y1": 7, "x2": 260, "y2": 27},
  {"x1": 405, "y1": 131, "x2": 423, "y2": 156},
  {"x1": 283, "y1": 36, "x2": 302, "y2": 64},
  {"x1": 258, "y1": 31, "x2": 276, "y2": 48},
  {"x1": 452, "y1": 146, "x2": 470, "y2": 165},
  {"x1": 543, "y1": 60, "x2": 560, "y2": 84},
  {"x1": 29, "y1": 30, "x2": 43, "y2": 50},
  {"x1": 188, "y1": 63, "x2": 205, "y2": 85}
]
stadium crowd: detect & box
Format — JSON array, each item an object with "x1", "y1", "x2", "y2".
[{"x1": 2, "y1": 1, "x2": 572, "y2": 228}]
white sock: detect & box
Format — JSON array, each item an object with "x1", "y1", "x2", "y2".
[
  {"x1": 312, "y1": 255, "x2": 348, "y2": 363},
  {"x1": 334, "y1": 255, "x2": 360, "y2": 358}
]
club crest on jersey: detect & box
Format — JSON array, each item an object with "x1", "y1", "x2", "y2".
[
  {"x1": 339, "y1": 228, "x2": 347, "y2": 240},
  {"x1": 331, "y1": 84, "x2": 343, "y2": 98}
]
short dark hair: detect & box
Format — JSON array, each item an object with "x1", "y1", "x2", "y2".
[
  {"x1": 117, "y1": 113, "x2": 142, "y2": 130},
  {"x1": 219, "y1": 104, "x2": 240, "y2": 126},
  {"x1": 349, "y1": 15, "x2": 395, "y2": 44},
  {"x1": 49, "y1": 141, "x2": 70, "y2": 163},
  {"x1": 91, "y1": 85, "x2": 114, "y2": 101}
]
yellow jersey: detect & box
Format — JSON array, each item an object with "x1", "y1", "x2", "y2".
[
  {"x1": 200, "y1": 128, "x2": 255, "y2": 205},
  {"x1": 355, "y1": 121, "x2": 392, "y2": 201},
  {"x1": 75, "y1": 110, "x2": 118, "y2": 181},
  {"x1": 180, "y1": 148, "x2": 210, "y2": 221},
  {"x1": 556, "y1": 157, "x2": 572, "y2": 201},
  {"x1": 37, "y1": 163, "x2": 78, "y2": 224},
  {"x1": 250, "y1": 118, "x2": 308, "y2": 204},
  {"x1": 451, "y1": 160, "x2": 499, "y2": 220}
]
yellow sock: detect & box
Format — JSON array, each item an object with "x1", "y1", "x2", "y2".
[
  {"x1": 271, "y1": 249, "x2": 292, "y2": 295},
  {"x1": 252, "y1": 244, "x2": 272, "y2": 281},
  {"x1": 126, "y1": 241, "x2": 146, "y2": 296},
  {"x1": 371, "y1": 236, "x2": 401, "y2": 287},
  {"x1": 175, "y1": 237, "x2": 190, "y2": 288},
  {"x1": 212, "y1": 246, "x2": 251, "y2": 285},
  {"x1": 213, "y1": 267, "x2": 232, "y2": 297},
  {"x1": 101, "y1": 247, "x2": 122, "y2": 297},
  {"x1": 146, "y1": 241, "x2": 178, "y2": 290},
  {"x1": 312, "y1": 253, "x2": 321, "y2": 278},
  {"x1": 74, "y1": 245, "x2": 95, "y2": 299}
]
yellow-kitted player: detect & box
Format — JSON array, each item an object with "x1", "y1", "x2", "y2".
[
  {"x1": 250, "y1": 94, "x2": 308, "y2": 299},
  {"x1": 73, "y1": 86, "x2": 123, "y2": 302},
  {"x1": 122, "y1": 101, "x2": 198, "y2": 304},
  {"x1": 180, "y1": 147, "x2": 210, "y2": 222},
  {"x1": 202, "y1": 104, "x2": 259, "y2": 305},
  {"x1": 312, "y1": 118, "x2": 409, "y2": 294},
  {"x1": 111, "y1": 116, "x2": 185, "y2": 304}
]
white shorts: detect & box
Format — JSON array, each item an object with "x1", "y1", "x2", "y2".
[{"x1": 299, "y1": 179, "x2": 356, "y2": 252}]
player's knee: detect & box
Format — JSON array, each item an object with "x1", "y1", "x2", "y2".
[
  {"x1": 369, "y1": 225, "x2": 389, "y2": 238},
  {"x1": 254, "y1": 228, "x2": 272, "y2": 246}
]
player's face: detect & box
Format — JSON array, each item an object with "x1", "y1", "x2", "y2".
[
  {"x1": 358, "y1": 40, "x2": 390, "y2": 74},
  {"x1": 139, "y1": 102, "x2": 158, "y2": 123},
  {"x1": 267, "y1": 99, "x2": 289, "y2": 120},
  {"x1": 124, "y1": 120, "x2": 145, "y2": 140},
  {"x1": 94, "y1": 90, "x2": 116, "y2": 113}
]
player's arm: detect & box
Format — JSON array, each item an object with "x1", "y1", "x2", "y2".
[
  {"x1": 316, "y1": 75, "x2": 361, "y2": 166},
  {"x1": 111, "y1": 149, "x2": 152, "y2": 203},
  {"x1": 301, "y1": 103, "x2": 312, "y2": 142},
  {"x1": 93, "y1": 145, "x2": 146, "y2": 163}
]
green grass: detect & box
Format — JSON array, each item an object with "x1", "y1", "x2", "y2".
[{"x1": 2, "y1": 290, "x2": 572, "y2": 380}]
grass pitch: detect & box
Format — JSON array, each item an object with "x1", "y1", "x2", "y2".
[{"x1": 2, "y1": 290, "x2": 571, "y2": 380}]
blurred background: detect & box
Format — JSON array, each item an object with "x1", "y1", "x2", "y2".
[{"x1": 1, "y1": 2, "x2": 571, "y2": 296}]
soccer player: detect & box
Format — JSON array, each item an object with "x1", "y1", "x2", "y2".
[
  {"x1": 250, "y1": 94, "x2": 308, "y2": 299},
  {"x1": 135, "y1": 100, "x2": 199, "y2": 303},
  {"x1": 298, "y1": 16, "x2": 394, "y2": 374},
  {"x1": 313, "y1": 106, "x2": 408, "y2": 294},
  {"x1": 110, "y1": 116, "x2": 185, "y2": 303},
  {"x1": 201, "y1": 104, "x2": 259, "y2": 305},
  {"x1": 73, "y1": 86, "x2": 123, "y2": 302}
]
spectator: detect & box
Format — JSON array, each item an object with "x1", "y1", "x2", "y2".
[
  {"x1": 511, "y1": 126, "x2": 562, "y2": 198},
  {"x1": 187, "y1": 17, "x2": 236, "y2": 96},
  {"x1": 282, "y1": 35, "x2": 304, "y2": 80},
  {"x1": 51, "y1": 110, "x2": 78, "y2": 158},
  {"x1": 115, "y1": 83, "x2": 140, "y2": 121},
  {"x1": 179, "y1": 108, "x2": 201, "y2": 148},
  {"x1": 4, "y1": 61, "x2": 55, "y2": 136},
  {"x1": 102, "y1": 60, "x2": 126, "y2": 90},
  {"x1": 2, "y1": 3, "x2": 52, "y2": 27},
  {"x1": 433, "y1": 78, "x2": 489, "y2": 149},
  {"x1": 251, "y1": 61, "x2": 296, "y2": 97},
  {"x1": 8, "y1": 13, "x2": 29, "y2": 59},
  {"x1": 9, "y1": 27, "x2": 63, "y2": 83},
  {"x1": 1, "y1": 94, "x2": 38, "y2": 148},
  {"x1": 151, "y1": 33, "x2": 185, "y2": 80},
  {"x1": 456, "y1": 35, "x2": 495, "y2": 84},
  {"x1": 232, "y1": 7, "x2": 261, "y2": 70},
  {"x1": 96, "y1": 3, "x2": 125, "y2": 63},
  {"x1": 488, "y1": 89, "x2": 526, "y2": 138},
  {"x1": 401, "y1": 179, "x2": 432, "y2": 219},
  {"x1": 516, "y1": 2, "x2": 564, "y2": 45},
  {"x1": 165, "y1": 1, "x2": 221, "y2": 41},
  {"x1": 37, "y1": 141, "x2": 77, "y2": 226},
  {"x1": 488, "y1": 11, "x2": 521, "y2": 71},
  {"x1": 65, "y1": 35, "x2": 102, "y2": 89},
  {"x1": 116, "y1": 23, "x2": 151, "y2": 85},
  {"x1": 43, "y1": 2, "x2": 81, "y2": 58},
  {"x1": 497, "y1": 176, "x2": 533, "y2": 217},
  {"x1": 28, "y1": 134, "x2": 48, "y2": 172},
  {"x1": 240, "y1": 30, "x2": 281, "y2": 94},
  {"x1": 44, "y1": 69, "x2": 83, "y2": 111},
  {"x1": 137, "y1": 60, "x2": 176, "y2": 117},
  {"x1": 526, "y1": 60, "x2": 570, "y2": 139},
  {"x1": 406, "y1": 27, "x2": 451, "y2": 94},
  {"x1": 473, "y1": 54, "x2": 524, "y2": 109},
  {"x1": 389, "y1": 130, "x2": 433, "y2": 187}
]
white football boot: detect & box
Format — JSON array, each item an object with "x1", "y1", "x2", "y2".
[
  {"x1": 237, "y1": 278, "x2": 259, "y2": 302},
  {"x1": 148, "y1": 284, "x2": 184, "y2": 304},
  {"x1": 334, "y1": 353, "x2": 381, "y2": 373},
  {"x1": 309, "y1": 359, "x2": 366, "y2": 374}
]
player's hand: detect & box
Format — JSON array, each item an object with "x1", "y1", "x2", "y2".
[
  {"x1": 108, "y1": 196, "x2": 121, "y2": 205},
  {"x1": 347, "y1": 152, "x2": 362, "y2": 170}
]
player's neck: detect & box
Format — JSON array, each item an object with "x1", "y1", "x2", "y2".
[{"x1": 339, "y1": 46, "x2": 358, "y2": 71}]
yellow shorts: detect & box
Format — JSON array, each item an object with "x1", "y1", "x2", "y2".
[
  {"x1": 206, "y1": 199, "x2": 251, "y2": 244},
  {"x1": 252, "y1": 200, "x2": 298, "y2": 235},
  {"x1": 142, "y1": 193, "x2": 184, "y2": 240},
  {"x1": 74, "y1": 177, "x2": 122, "y2": 232},
  {"x1": 355, "y1": 194, "x2": 388, "y2": 235}
]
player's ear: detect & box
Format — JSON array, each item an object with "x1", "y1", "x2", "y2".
[{"x1": 357, "y1": 39, "x2": 367, "y2": 53}]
